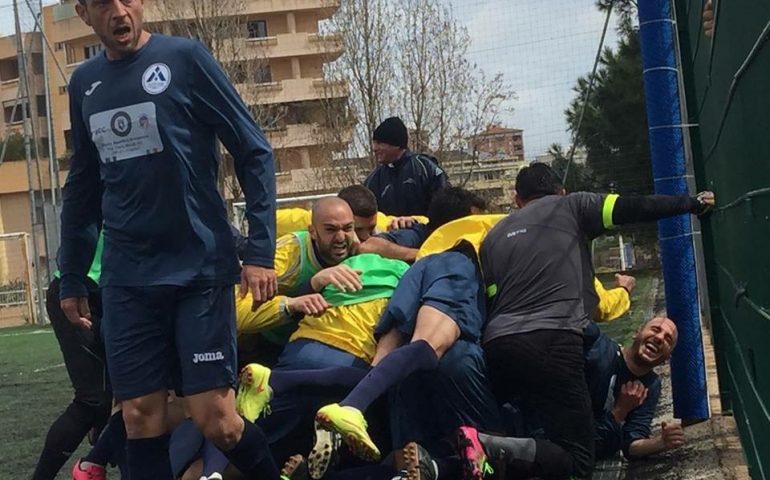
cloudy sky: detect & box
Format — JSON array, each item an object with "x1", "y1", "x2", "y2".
[
  {"x1": 446, "y1": 0, "x2": 621, "y2": 158},
  {"x1": 0, "y1": 0, "x2": 622, "y2": 159}
]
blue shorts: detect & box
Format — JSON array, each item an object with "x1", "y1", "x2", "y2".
[
  {"x1": 101, "y1": 285, "x2": 237, "y2": 401},
  {"x1": 375, "y1": 251, "x2": 485, "y2": 341}
]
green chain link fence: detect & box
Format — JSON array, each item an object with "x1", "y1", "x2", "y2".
[{"x1": 675, "y1": 1, "x2": 770, "y2": 477}]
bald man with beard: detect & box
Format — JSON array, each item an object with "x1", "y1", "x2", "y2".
[{"x1": 236, "y1": 197, "x2": 362, "y2": 363}]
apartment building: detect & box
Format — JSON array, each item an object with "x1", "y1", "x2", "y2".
[
  {"x1": 468, "y1": 124, "x2": 524, "y2": 162},
  {"x1": 0, "y1": 30, "x2": 58, "y2": 237},
  {"x1": 41, "y1": 0, "x2": 349, "y2": 197},
  {"x1": 0, "y1": 32, "x2": 49, "y2": 150},
  {"x1": 443, "y1": 153, "x2": 526, "y2": 213}
]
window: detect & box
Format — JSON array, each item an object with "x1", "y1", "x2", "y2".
[
  {"x1": 247, "y1": 20, "x2": 268, "y2": 39},
  {"x1": 55, "y1": 42, "x2": 64, "y2": 51},
  {"x1": 63, "y1": 129, "x2": 72, "y2": 152},
  {"x1": 0, "y1": 58, "x2": 19, "y2": 82},
  {"x1": 36, "y1": 95, "x2": 47, "y2": 117},
  {"x1": 65, "y1": 44, "x2": 77, "y2": 64},
  {"x1": 255, "y1": 64, "x2": 272, "y2": 83},
  {"x1": 31, "y1": 54, "x2": 44, "y2": 74},
  {"x1": 58, "y1": 86, "x2": 67, "y2": 95},
  {"x1": 4, "y1": 101, "x2": 30, "y2": 123},
  {"x1": 84, "y1": 44, "x2": 104, "y2": 60}
]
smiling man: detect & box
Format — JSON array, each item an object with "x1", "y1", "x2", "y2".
[
  {"x1": 59, "y1": 1, "x2": 279, "y2": 479},
  {"x1": 584, "y1": 317, "x2": 685, "y2": 460},
  {"x1": 364, "y1": 117, "x2": 448, "y2": 216},
  {"x1": 459, "y1": 317, "x2": 684, "y2": 476}
]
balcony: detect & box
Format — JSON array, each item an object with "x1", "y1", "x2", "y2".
[
  {"x1": 144, "y1": 0, "x2": 340, "y2": 22},
  {"x1": 265, "y1": 123, "x2": 328, "y2": 150},
  {"x1": 275, "y1": 165, "x2": 365, "y2": 197},
  {"x1": 235, "y1": 32, "x2": 343, "y2": 61},
  {"x1": 236, "y1": 77, "x2": 347, "y2": 105},
  {"x1": 0, "y1": 78, "x2": 20, "y2": 103}
]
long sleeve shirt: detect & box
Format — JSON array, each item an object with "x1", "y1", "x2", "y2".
[
  {"x1": 364, "y1": 152, "x2": 448, "y2": 216},
  {"x1": 584, "y1": 322, "x2": 661, "y2": 459},
  {"x1": 59, "y1": 35, "x2": 276, "y2": 298}
]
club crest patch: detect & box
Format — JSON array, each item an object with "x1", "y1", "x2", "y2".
[{"x1": 142, "y1": 63, "x2": 171, "y2": 95}]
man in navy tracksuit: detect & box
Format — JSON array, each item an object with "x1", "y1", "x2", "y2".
[
  {"x1": 364, "y1": 117, "x2": 448, "y2": 216},
  {"x1": 59, "y1": 1, "x2": 279, "y2": 478}
]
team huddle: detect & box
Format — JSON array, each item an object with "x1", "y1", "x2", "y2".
[{"x1": 30, "y1": 1, "x2": 712, "y2": 480}]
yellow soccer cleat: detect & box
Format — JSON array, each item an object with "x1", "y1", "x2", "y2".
[
  {"x1": 315, "y1": 403, "x2": 381, "y2": 462},
  {"x1": 236, "y1": 363, "x2": 273, "y2": 422}
]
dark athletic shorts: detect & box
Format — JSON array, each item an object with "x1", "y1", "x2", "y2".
[{"x1": 101, "y1": 285, "x2": 237, "y2": 401}]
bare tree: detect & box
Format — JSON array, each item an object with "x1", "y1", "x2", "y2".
[
  {"x1": 330, "y1": 0, "x2": 514, "y2": 182},
  {"x1": 150, "y1": 0, "x2": 284, "y2": 204},
  {"x1": 454, "y1": 71, "x2": 515, "y2": 186},
  {"x1": 328, "y1": 0, "x2": 397, "y2": 167}
]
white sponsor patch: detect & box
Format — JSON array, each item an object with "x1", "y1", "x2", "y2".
[
  {"x1": 142, "y1": 63, "x2": 171, "y2": 95},
  {"x1": 89, "y1": 102, "x2": 164, "y2": 163}
]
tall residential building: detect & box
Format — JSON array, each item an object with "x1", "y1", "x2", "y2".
[
  {"x1": 468, "y1": 124, "x2": 524, "y2": 161},
  {"x1": 0, "y1": 32, "x2": 48, "y2": 147},
  {"x1": 0, "y1": 31, "x2": 57, "y2": 238},
  {"x1": 42, "y1": 0, "x2": 349, "y2": 196}
]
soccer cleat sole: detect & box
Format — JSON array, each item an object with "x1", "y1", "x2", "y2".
[
  {"x1": 402, "y1": 442, "x2": 428, "y2": 480},
  {"x1": 308, "y1": 422, "x2": 341, "y2": 479},
  {"x1": 281, "y1": 454, "x2": 308, "y2": 479},
  {"x1": 315, "y1": 411, "x2": 380, "y2": 463}
]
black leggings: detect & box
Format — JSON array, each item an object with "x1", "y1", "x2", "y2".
[{"x1": 32, "y1": 278, "x2": 111, "y2": 480}]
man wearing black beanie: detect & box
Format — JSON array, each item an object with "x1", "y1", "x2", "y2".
[{"x1": 364, "y1": 116, "x2": 448, "y2": 216}]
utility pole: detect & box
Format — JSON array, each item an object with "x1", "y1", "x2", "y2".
[
  {"x1": 13, "y1": 0, "x2": 45, "y2": 324},
  {"x1": 38, "y1": 0, "x2": 59, "y2": 208}
]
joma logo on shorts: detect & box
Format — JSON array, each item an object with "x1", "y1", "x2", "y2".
[{"x1": 192, "y1": 352, "x2": 225, "y2": 364}]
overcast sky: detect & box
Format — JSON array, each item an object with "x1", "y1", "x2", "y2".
[
  {"x1": 1, "y1": 0, "x2": 623, "y2": 159},
  {"x1": 446, "y1": 0, "x2": 621, "y2": 158}
]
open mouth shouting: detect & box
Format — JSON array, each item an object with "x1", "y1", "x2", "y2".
[{"x1": 113, "y1": 24, "x2": 132, "y2": 43}]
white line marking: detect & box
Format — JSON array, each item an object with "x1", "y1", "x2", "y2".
[
  {"x1": 0, "y1": 329, "x2": 52, "y2": 338},
  {"x1": 33, "y1": 363, "x2": 65, "y2": 373}
]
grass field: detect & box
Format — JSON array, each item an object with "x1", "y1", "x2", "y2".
[
  {"x1": 0, "y1": 325, "x2": 90, "y2": 477},
  {"x1": 595, "y1": 269, "x2": 661, "y2": 346},
  {"x1": 0, "y1": 269, "x2": 662, "y2": 477}
]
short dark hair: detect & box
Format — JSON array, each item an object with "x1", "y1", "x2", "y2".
[
  {"x1": 338, "y1": 185, "x2": 378, "y2": 217},
  {"x1": 514, "y1": 162, "x2": 564, "y2": 201},
  {"x1": 469, "y1": 191, "x2": 488, "y2": 212},
  {"x1": 427, "y1": 187, "x2": 475, "y2": 230}
]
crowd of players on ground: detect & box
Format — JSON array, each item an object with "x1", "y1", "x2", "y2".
[{"x1": 28, "y1": 1, "x2": 716, "y2": 479}]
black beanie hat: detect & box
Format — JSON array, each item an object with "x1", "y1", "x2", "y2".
[{"x1": 373, "y1": 117, "x2": 408, "y2": 149}]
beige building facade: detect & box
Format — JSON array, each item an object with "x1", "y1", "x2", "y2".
[{"x1": 42, "y1": 0, "x2": 348, "y2": 179}]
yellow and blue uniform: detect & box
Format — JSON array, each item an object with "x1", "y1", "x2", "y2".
[
  {"x1": 255, "y1": 254, "x2": 409, "y2": 449},
  {"x1": 291, "y1": 254, "x2": 409, "y2": 363},
  {"x1": 377, "y1": 215, "x2": 505, "y2": 341},
  {"x1": 236, "y1": 230, "x2": 324, "y2": 345}
]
